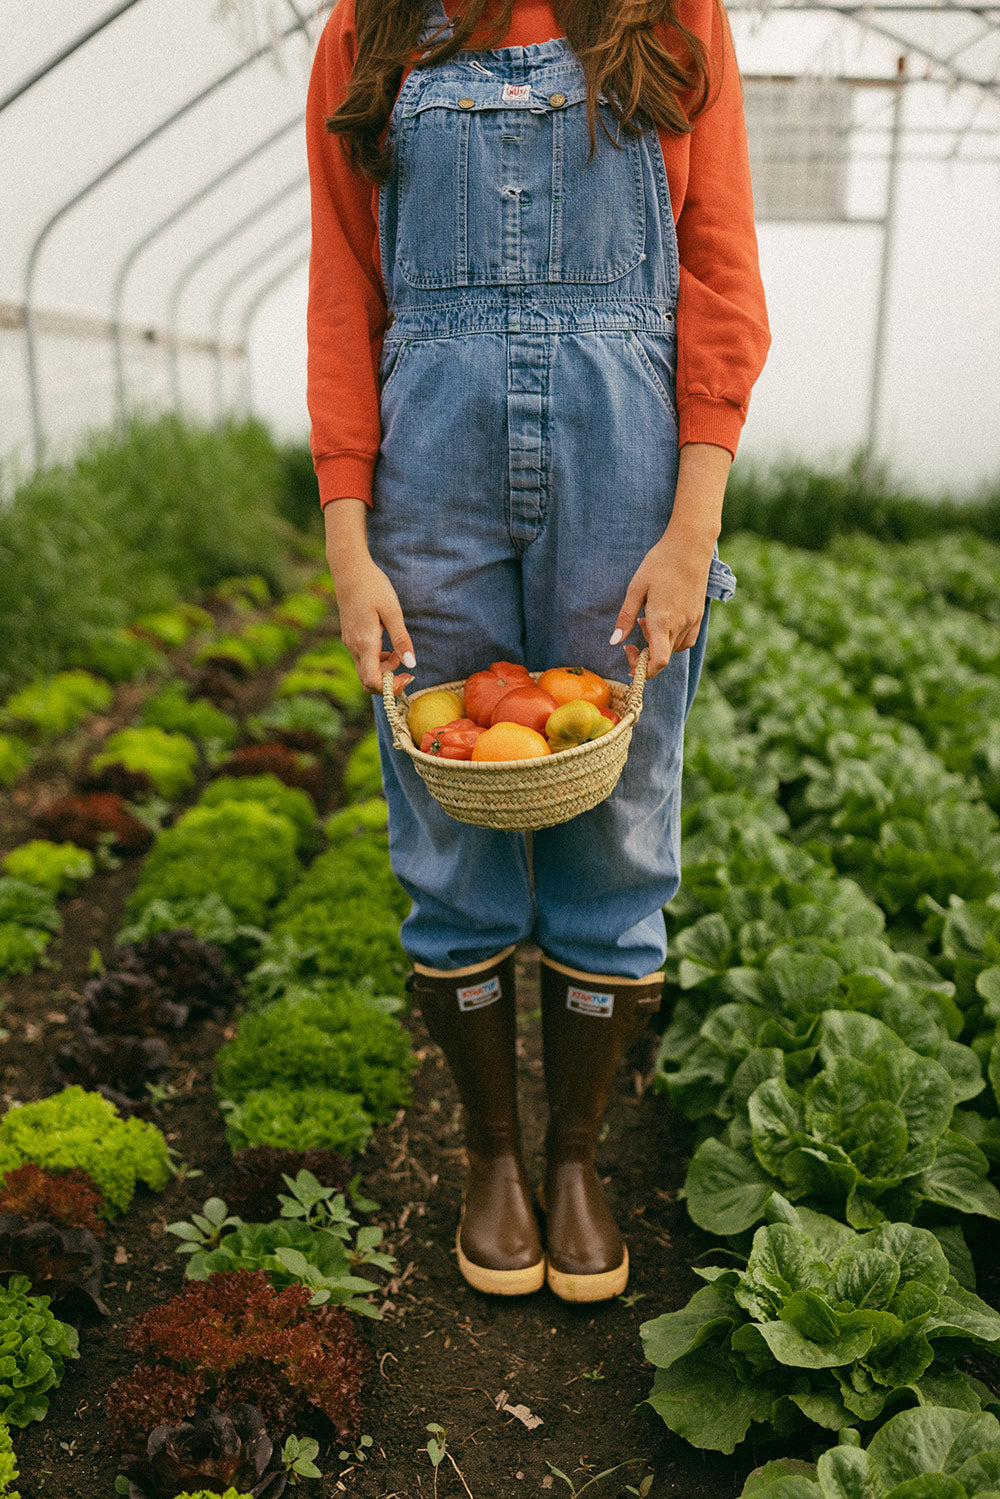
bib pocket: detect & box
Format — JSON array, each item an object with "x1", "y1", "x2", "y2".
[{"x1": 393, "y1": 77, "x2": 647, "y2": 288}]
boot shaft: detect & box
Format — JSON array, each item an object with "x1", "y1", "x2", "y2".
[{"x1": 540, "y1": 956, "x2": 663, "y2": 1161}]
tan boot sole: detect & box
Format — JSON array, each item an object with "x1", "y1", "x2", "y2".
[
  {"x1": 546, "y1": 1245, "x2": 630, "y2": 1304},
  {"x1": 455, "y1": 1227, "x2": 545, "y2": 1295}
]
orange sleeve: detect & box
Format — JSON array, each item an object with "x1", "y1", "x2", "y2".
[
  {"x1": 671, "y1": 0, "x2": 771, "y2": 458},
  {"x1": 305, "y1": 0, "x2": 387, "y2": 509}
]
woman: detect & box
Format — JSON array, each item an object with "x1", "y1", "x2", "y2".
[{"x1": 306, "y1": 0, "x2": 769, "y2": 1303}]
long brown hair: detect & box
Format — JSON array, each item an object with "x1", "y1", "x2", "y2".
[{"x1": 327, "y1": 0, "x2": 718, "y2": 182}]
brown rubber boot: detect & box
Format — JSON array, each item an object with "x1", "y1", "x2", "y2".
[
  {"x1": 539, "y1": 954, "x2": 663, "y2": 1303},
  {"x1": 409, "y1": 946, "x2": 545, "y2": 1296}
]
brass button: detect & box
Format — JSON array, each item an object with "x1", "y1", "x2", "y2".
[
  {"x1": 549, "y1": 92, "x2": 566, "y2": 107},
  {"x1": 458, "y1": 97, "x2": 475, "y2": 109}
]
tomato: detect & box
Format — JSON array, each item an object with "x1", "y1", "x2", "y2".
[
  {"x1": 600, "y1": 708, "x2": 622, "y2": 727},
  {"x1": 545, "y1": 699, "x2": 614, "y2": 751},
  {"x1": 536, "y1": 665, "x2": 611, "y2": 711},
  {"x1": 464, "y1": 662, "x2": 533, "y2": 726},
  {"x1": 420, "y1": 718, "x2": 483, "y2": 760},
  {"x1": 490, "y1": 683, "x2": 559, "y2": 734},
  {"x1": 471, "y1": 722, "x2": 552, "y2": 761}
]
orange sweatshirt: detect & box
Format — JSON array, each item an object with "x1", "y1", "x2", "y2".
[{"x1": 306, "y1": 0, "x2": 771, "y2": 509}]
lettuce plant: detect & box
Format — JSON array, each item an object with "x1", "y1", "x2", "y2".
[
  {"x1": 0, "y1": 1418, "x2": 19, "y2": 1498},
  {"x1": 215, "y1": 983, "x2": 415, "y2": 1124},
  {"x1": 68, "y1": 627, "x2": 162, "y2": 682},
  {"x1": 222, "y1": 1088, "x2": 373, "y2": 1157},
  {"x1": 343, "y1": 731, "x2": 383, "y2": 803},
  {"x1": 0, "y1": 1164, "x2": 105, "y2": 1238},
  {"x1": 0, "y1": 1214, "x2": 108, "y2": 1318},
  {"x1": 0, "y1": 735, "x2": 31, "y2": 788},
  {"x1": 197, "y1": 777, "x2": 319, "y2": 855},
  {"x1": 214, "y1": 745, "x2": 323, "y2": 798},
  {"x1": 114, "y1": 894, "x2": 269, "y2": 967},
  {"x1": 125, "y1": 803, "x2": 300, "y2": 928},
  {"x1": 246, "y1": 695, "x2": 344, "y2": 753},
  {"x1": 236, "y1": 621, "x2": 294, "y2": 668},
  {"x1": 139, "y1": 685, "x2": 240, "y2": 750},
  {"x1": 89, "y1": 726, "x2": 199, "y2": 800},
  {"x1": 109, "y1": 1270, "x2": 366, "y2": 1446},
  {"x1": 0, "y1": 925, "x2": 53, "y2": 979},
  {"x1": 194, "y1": 639, "x2": 257, "y2": 677},
  {"x1": 0, "y1": 1274, "x2": 80, "y2": 1426},
  {"x1": 0, "y1": 879, "x2": 61, "y2": 934},
  {"x1": 682, "y1": 1010, "x2": 1000, "y2": 1237},
  {"x1": 123, "y1": 1403, "x2": 286, "y2": 1499},
  {"x1": 2, "y1": 840, "x2": 94, "y2": 897},
  {"x1": 170, "y1": 1491, "x2": 254, "y2": 1499},
  {"x1": 2, "y1": 670, "x2": 112, "y2": 741},
  {"x1": 641, "y1": 1202, "x2": 1000, "y2": 1454},
  {"x1": 93, "y1": 930, "x2": 242, "y2": 1028},
  {"x1": 271, "y1": 591, "x2": 328, "y2": 631},
  {"x1": 0, "y1": 1087, "x2": 171, "y2": 1218},
  {"x1": 741, "y1": 1406, "x2": 1000, "y2": 1497}
]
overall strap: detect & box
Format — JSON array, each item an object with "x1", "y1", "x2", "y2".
[{"x1": 418, "y1": 0, "x2": 454, "y2": 50}]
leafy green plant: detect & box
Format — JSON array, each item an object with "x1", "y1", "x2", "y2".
[
  {"x1": 281, "y1": 1434, "x2": 322, "y2": 1484},
  {"x1": 114, "y1": 894, "x2": 269, "y2": 967},
  {"x1": 324, "y1": 798, "x2": 388, "y2": 843},
  {"x1": 641, "y1": 1200, "x2": 1000, "y2": 1453},
  {"x1": 166, "y1": 1491, "x2": 255, "y2": 1499},
  {"x1": 682, "y1": 1010, "x2": 1000, "y2": 1238},
  {"x1": 1, "y1": 670, "x2": 113, "y2": 741},
  {"x1": 215, "y1": 982, "x2": 415, "y2": 1123},
  {"x1": 246, "y1": 695, "x2": 344, "y2": 751},
  {"x1": 0, "y1": 924, "x2": 53, "y2": 979},
  {"x1": 0, "y1": 1419, "x2": 20, "y2": 1499},
  {"x1": 273, "y1": 591, "x2": 328, "y2": 631},
  {"x1": 69, "y1": 627, "x2": 163, "y2": 682},
  {"x1": 90, "y1": 726, "x2": 199, "y2": 800},
  {"x1": 133, "y1": 604, "x2": 212, "y2": 648},
  {"x1": 125, "y1": 803, "x2": 300, "y2": 928},
  {"x1": 167, "y1": 1172, "x2": 394, "y2": 1318},
  {"x1": 197, "y1": 776, "x2": 319, "y2": 855},
  {"x1": 0, "y1": 1274, "x2": 79, "y2": 1426},
  {"x1": 193, "y1": 638, "x2": 257, "y2": 675},
  {"x1": 2, "y1": 841, "x2": 94, "y2": 897},
  {"x1": 741, "y1": 1406, "x2": 1000, "y2": 1497},
  {"x1": 0, "y1": 735, "x2": 31, "y2": 788},
  {"x1": 236, "y1": 621, "x2": 295, "y2": 668},
  {"x1": 0, "y1": 1087, "x2": 171, "y2": 1218},
  {"x1": 139, "y1": 684, "x2": 240, "y2": 750},
  {"x1": 343, "y1": 731, "x2": 383, "y2": 803},
  {"x1": 222, "y1": 1088, "x2": 374, "y2": 1157}
]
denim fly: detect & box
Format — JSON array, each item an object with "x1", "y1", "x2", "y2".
[{"x1": 366, "y1": 4, "x2": 738, "y2": 977}]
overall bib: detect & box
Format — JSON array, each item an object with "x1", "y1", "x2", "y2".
[{"x1": 367, "y1": 4, "x2": 737, "y2": 979}]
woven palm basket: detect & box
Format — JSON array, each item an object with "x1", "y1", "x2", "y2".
[{"x1": 381, "y1": 649, "x2": 648, "y2": 831}]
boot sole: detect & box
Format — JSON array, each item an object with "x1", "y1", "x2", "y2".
[
  {"x1": 546, "y1": 1246, "x2": 630, "y2": 1304},
  {"x1": 455, "y1": 1228, "x2": 545, "y2": 1295}
]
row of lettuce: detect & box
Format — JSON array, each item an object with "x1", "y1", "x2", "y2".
[
  {"x1": 640, "y1": 532, "x2": 1000, "y2": 1497},
  {"x1": 0, "y1": 566, "x2": 421, "y2": 1497}
]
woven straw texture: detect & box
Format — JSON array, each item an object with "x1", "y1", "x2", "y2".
[{"x1": 381, "y1": 650, "x2": 648, "y2": 831}]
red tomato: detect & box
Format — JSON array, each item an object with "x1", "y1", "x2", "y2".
[
  {"x1": 464, "y1": 663, "x2": 533, "y2": 727},
  {"x1": 490, "y1": 683, "x2": 559, "y2": 734},
  {"x1": 420, "y1": 718, "x2": 483, "y2": 760},
  {"x1": 537, "y1": 665, "x2": 611, "y2": 711},
  {"x1": 600, "y1": 708, "x2": 622, "y2": 727}
]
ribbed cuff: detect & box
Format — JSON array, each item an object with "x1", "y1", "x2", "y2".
[
  {"x1": 677, "y1": 396, "x2": 747, "y2": 461},
  {"x1": 315, "y1": 452, "x2": 377, "y2": 510}
]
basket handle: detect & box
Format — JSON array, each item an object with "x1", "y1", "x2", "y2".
[
  {"x1": 382, "y1": 673, "x2": 411, "y2": 749},
  {"x1": 625, "y1": 646, "x2": 649, "y2": 720}
]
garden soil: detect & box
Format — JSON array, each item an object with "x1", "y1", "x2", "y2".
[{"x1": 5, "y1": 623, "x2": 998, "y2": 1499}]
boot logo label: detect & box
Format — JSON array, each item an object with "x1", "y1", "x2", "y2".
[
  {"x1": 567, "y1": 985, "x2": 615, "y2": 1018},
  {"x1": 457, "y1": 975, "x2": 502, "y2": 1011}
]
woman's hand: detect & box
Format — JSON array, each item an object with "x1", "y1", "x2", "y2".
[
  {"x1": 610, "y1": 442, "x2": 733, "y2": 679},
  {"x1": 324, "y1": 498, "x2": 415, "y2": 695},
  {"x1": 610, "y1": 529, "x2": 716, "y2": 678}
]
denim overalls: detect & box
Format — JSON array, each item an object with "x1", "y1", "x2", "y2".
[{"x1": 367, "y1": 3, "x2": 738, "y2": 979}]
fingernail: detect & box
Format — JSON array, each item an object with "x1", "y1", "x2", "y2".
[
  {"x1": 609, "y1": 629, "x2": 623, "y2": 646},
  {"x1": 402, "y1": 651, "x2": 416, "y2": 669}
]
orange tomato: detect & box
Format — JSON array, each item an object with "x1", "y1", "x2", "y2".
[
  {"x1": 537, "y1": 665, "x2": 611, "y2": 711},
  {"x1": 471, "y1": 722, "x2": 552, "y2": 761},
  {"x1": 490, "y1": 683, "x2": 559, "y2": 734}
]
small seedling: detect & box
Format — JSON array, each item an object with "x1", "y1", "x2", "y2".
[
  {"x1": 625, "y1": 1478, "x2": 654, "y2": 1498},
  {"x1": 282, "y1": 1433, "x2": 323, "y2": 1483},
  {"x1": 580, "y1": 1365, "x2": 605, "y2": 1382},
  {"x1": 546, "y1": 1457, "x2": 645, "y2": 1497},
  {"x1": 144, "y1": 1079, "x2": 180, "y2": 1106},
  {"x1": 424, "y1": 1423, "x2": 474, "y2": 1498},
  {"x1": 339, "y1": 1433, "x2": 374, "y2": 1464},
  {"x1": 166, "y1": 1196, "x2": 240, "y2": 1253},
  {"x1": 617, "y1": 1290, "x2": 647, "y2": 1308}
]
